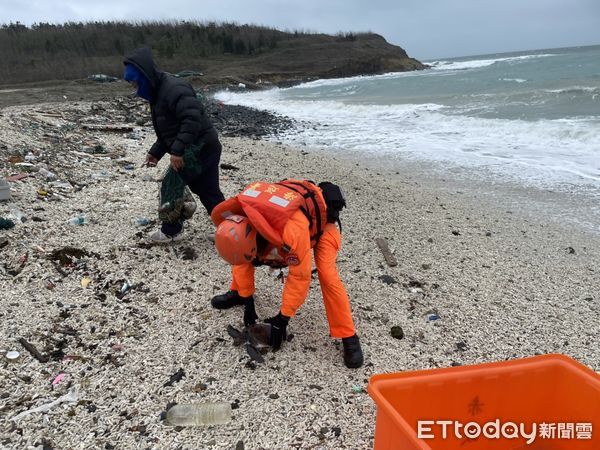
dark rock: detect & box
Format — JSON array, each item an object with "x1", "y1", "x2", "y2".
[
  {"x1": 390, "y1": 326, "x2": 404, "y2": 340},
  {"x1": 421, "y1": 263, "x2": 431, "y2": 270},
  {"x1": 379, "y1": 275, "x2": 397, "y2": 285},
  {"x1": 220, "y1": 163, "x2": 239, "y2": 171},
  {"x1": 163, "y1": 368, "x2": 185, "y2": 387},
  {"x1": 236, "y1": 441, "x2": 245, "y2": 450},
  {"x1": 566, "y1": 246, "x2": 576, "y2": 254},
  {"x1": 269, "y1": 393, "x2": 279, "y2": 399},
  {"x1": 309, "y1": 384, "x2": 323, "y2": 390},
  {"x1": 231, "y1": 399, "x2": 240, "y2": 410},
  {"x1": 455, "y1": 341, "x2": 468, "y2": 352},
  {"x1": 332, "y1": 427, "x2": 342, "y2": 437},
  {"x1": 452, "y1": 230, "x2": 461, "y2": 236}
]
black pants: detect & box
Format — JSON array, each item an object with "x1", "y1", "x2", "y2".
[{"x1": 161, "y1": 129, "x2": 225, "y2": 236}]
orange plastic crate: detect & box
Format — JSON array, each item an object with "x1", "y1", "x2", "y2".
[{"x1": 368, "y1": 354, "x2": 599, "y2": 450}]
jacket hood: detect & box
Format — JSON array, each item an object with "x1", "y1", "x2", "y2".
[{"x1": 123, "y1": 47, "x2": 160, "y2": 88}]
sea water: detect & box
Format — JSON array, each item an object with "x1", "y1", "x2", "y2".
[{"x1": 215, "y1": 45, "x2": 600, "y2": 194}]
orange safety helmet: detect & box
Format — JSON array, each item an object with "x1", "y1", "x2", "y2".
[{"x1": 214, "y1": 215, "x2": 257, "y2": 265}]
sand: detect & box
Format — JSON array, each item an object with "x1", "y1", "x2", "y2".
[{"x1": 0, "y1": 100, "x2": 598, "y2": 449}]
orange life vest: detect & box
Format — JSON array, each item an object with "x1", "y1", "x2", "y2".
[{"x1": 236, "y1": 179, "x2": 328, "y2": 249}]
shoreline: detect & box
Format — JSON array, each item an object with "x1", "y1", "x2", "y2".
[
  {"x1": 311, "y1": 145, "x2": 600, "y2": 237},
  {"x1": 1, "y1": 99, "x2": 598, "y2": 449}
]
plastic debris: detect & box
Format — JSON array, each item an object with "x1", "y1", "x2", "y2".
[
  {"x1": 52, "y1": 373, "x2": 66, "y2": 385},
  {"x1": 66, "y1": 215, "x2": 88, "y2": 226},
  {"x1": 38, "y1": 167, "x2": 57, "y2": 180},
  {"x1": 174, "y1": 70, "x2": 203, "y2": 78},
  {"x1": 5, "y1": 351, "x2": 20, "y2": 362},
  {"x1": 88, "y1": 74, "x2": 118, "y2": 83},
  {"x1": 9, "y1": 208, "x2": 26, "y2": 223},
  {"x1": 131, "y1": 217, "x2": 150, "y2": 226},
  {"x1": 81, "y1": 277, "x2": 92, "y2": 288},
  {"x1": 12, "y1": 386, "x2": 79, "y2": 421},
  {"x1": 0, "y1": 177, "x2": 11, "y2": 201},
  {"x1": 165, "y1": 402, "x2": 231, "y2": 426}
]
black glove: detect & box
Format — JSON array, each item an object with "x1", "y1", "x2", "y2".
[
  {"x1": 243, "y1": 296, "x2": 258, "y2": 326},
  {"x1": 264, "y1": 312, "x2": 290, "y2": 350}
]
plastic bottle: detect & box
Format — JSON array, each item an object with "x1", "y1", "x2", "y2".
[
  {"x1": 38, "y1": 167, "x2": 57, "y2": 180},
  {"x1": 166, "y1": 402, "x2": 232, "y2": 426},
  {"x1": 67, "y1": 215, "x2": 88, "y2": 226},
  {"x1": 9, "y1": 208, "x2": 26, "y2": 222},
  {"x1": 131, "y1": 217, "x2": 150, "y2": 226}
]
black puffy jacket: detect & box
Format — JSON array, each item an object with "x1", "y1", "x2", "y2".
[{"x1": 123, "y1": 47, "x2": 214, "y2": 159}]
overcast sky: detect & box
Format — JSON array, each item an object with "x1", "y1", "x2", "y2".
[{"x1": 2, "y1": 0, "x2": 599, "y2": 59}]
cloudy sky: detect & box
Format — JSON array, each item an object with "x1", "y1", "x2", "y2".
[{"x1": 2, "y1": 0, "x2": 599, "y2": 59}]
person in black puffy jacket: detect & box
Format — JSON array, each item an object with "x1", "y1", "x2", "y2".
[{"x1": 123, "y1": 47, "x2": 225, "y2": 243}]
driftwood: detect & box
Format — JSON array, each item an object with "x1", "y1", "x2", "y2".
[
  {"x1": 81, "y1": 124, "x2": 134, "y2": 132},
  {"x1": 375, "y1": 237, "x2": 398, "y2": 267},
  {"x1": 18, "y1": 338, "x2": 49, "y2": 363}
]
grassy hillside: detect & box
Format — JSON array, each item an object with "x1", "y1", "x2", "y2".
[{"x1": 0, "y1": 21, "x2": 425, "y2": 86}]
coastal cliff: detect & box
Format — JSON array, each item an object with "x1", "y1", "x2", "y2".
[{"x1": 0, "y1": 22, "x2": 425, "y2": 87}]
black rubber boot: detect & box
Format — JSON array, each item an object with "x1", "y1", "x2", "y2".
[
  {"x1": 210, "y1": 290, "x2": 246, "y2": 310},
  {"x1": 342, "y1": 334, "x2": 364, "y2": 368}
]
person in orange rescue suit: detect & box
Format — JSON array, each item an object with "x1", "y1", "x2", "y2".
[{"x1": 210, "y1": 179, "x2": 363, "y2": 369}]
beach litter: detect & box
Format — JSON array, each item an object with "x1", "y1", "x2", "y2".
[
  {"x1": 375, "y1": 237, "x2": 398, "y2": 267},
  {"x1": 5, "y1": 350, "x2": 20, "y2": 362},
  {"x1": 11, "y1": 386, "x2": 80, "y2": 421}
]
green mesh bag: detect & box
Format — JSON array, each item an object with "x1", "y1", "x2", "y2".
[{"x1": 158, "y1": 146, "x2": 202, "y2": 223}]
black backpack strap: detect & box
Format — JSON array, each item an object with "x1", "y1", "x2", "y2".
[{"x1": 277, "y1": 181, "x2": 323, "y2": 241}]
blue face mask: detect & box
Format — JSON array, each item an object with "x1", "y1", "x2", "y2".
[{"x1": 124, "y1": 64, "x2": 153, "y2": 102}]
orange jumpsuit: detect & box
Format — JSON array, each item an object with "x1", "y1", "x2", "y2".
[{"x1": 229, "y1": 210, "x2": 356, "y2": 339}]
